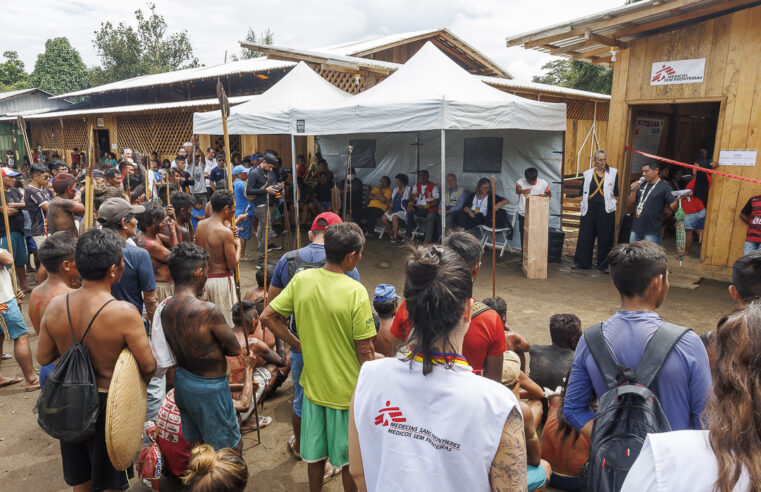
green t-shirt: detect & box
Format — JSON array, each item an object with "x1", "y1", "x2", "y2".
[{"x1": 270, "y1": 267, "x2": 375, "y2": 409}]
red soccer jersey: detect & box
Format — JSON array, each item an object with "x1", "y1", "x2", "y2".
[
  {"x1": 389, "y1": 299, "x2": 507, "y2": 373},
  {"x1": 742, "y1": 195, "x2": 761, "y2": 243}
]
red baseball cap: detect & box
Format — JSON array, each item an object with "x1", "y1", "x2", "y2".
[{"x1": 311, "y1": 212, "x2": 342, "y2": 231}]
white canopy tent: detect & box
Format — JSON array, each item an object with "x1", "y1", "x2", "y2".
[
  {"x1": 192, "y1": 61, "x2": 350, "y2": 245},
  {"x1": 291, "y1": 42, "x2": 566, "y2": 241}
]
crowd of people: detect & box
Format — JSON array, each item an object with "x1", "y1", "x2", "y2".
[{"x1": 0, "y1": 144, "x2": 760, "y2": 492}]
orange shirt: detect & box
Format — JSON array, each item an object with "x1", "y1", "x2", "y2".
[{"x1": 541, "y1": 398, "x2": 591, "y2": 476}]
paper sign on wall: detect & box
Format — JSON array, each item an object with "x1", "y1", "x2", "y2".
[
  {"x1": 111, "y1": 143, "x2": 117, "y2": 150},
  {"x1": 719, "y1": 150, "x2": 757, "y2": 167},
  {"x1": 632, "y1": 117, "x2": 664, "y2": 173},
  {"x1": 651, "y1": 58, "x2": 705, "y2": 85}
]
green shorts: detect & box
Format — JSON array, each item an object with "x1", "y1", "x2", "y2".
[
  {"x1": 527, "y1": 463, "x2": 548, "y2": 491},
  {"x1": 300, "y1": 397, "x2": 350, "y2": 467}
]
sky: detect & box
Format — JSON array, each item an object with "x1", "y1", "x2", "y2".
[{"x1": 3, "y1": 0, "x2": 623, "y2": 82}]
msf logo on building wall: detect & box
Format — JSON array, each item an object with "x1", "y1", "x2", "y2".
[{"x1": 651, "y1": 58, "x2": 705, "y2": 86}]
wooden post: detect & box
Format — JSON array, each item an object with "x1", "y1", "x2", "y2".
[
  {"x1": 16, "y1": 117, "x2": 32, "y2": 166},
  {"x1": 83, "y1": 124, "x2": 94, "y2": 231},
  {"x1": 491, "y1": 175, "x2": 497, "y2": 297},
  {"x1": 342, "y1": 146, "x2": 353, "y2": 220},
  {"x1": 0, "y1": 171, "x2": 19, "y2": 294},
  {"x1": 59, "y1": 118, "x2": 68, "y2": 167},
  {"x1": 290, "y1": 134, "x2": 300, "y2": 248},
  {"x1": 522, "y1": 195, "x2": 550, "y2": 279}
]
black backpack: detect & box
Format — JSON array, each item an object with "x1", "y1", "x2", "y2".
[
  {"x1": 580, "y1": 321, "x2": 688, "y2": 492},
  {"x1": 36, "y1": 295, "x2": 114, "y2": 443},
  {"x1": 284, "y1": 249, "x2": 325, "y2": 336}
]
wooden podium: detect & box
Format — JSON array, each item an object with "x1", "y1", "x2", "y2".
[{"x1": 522, "y1": 195, "x2": 549, "y2": 279}]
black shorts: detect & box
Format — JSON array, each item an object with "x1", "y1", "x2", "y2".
[{"x1": 60, "y1": 392, "x2": 132, "y2": 491}]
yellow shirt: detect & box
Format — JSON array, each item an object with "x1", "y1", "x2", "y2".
[
  {"x1": 269, "y1": 268, "x2": 375, "y2": 409},
  {"x1": 368, "y1": 186, "x2": 392, "y2": 211}
]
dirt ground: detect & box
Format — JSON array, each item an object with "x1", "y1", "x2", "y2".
[{"x1": 0, "y1": 236, "x2": 737, "y2": 491}]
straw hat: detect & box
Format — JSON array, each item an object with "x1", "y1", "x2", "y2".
[
  {"x1": 501, "y1": 350, "x2": 521, "y2": 387},
  {"x1": 106, "y1": 349, "x2": 148, "y2": 470}
]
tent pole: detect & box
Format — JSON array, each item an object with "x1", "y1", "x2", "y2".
[
  {"x1": 291, "y1": 134, "x2": 300, "y2": 248},
  {"x1": 416, "y1": 132, "x2": 420, "y2": 177},
  {"x1": 440, "y1": 129, "x2": 446, "y2": 244}
]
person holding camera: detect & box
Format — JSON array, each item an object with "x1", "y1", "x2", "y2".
[{"x1": 246, "y1": 153, "x2": 282, "y2": 270}]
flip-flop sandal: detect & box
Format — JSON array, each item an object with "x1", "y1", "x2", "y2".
[
  {"x1": 287, "y1": 435, "x2": 301, "y2": 460},
  {"x1": 323, "y1": 464, "x2": 342, "y2": 484},
  {"x1": 0, "y1": 376, "x2": 22, "y2": 388},
  {"x1": 1, "y1": 353, "x2": 12, "y2": 360},
  {"x1": 241, "y1": 415, "x2": 272, "y2": 433},
  {"x1": 25, "y1": 382, "x2": 41, "y2": 392}
]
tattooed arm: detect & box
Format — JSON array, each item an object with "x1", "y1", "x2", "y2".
[{"x1": 490, "y1": 407, "x2": 527, "y2": 491}]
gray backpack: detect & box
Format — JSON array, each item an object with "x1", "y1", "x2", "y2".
[{"x1": 580, "y1": 321, "x2": 688, "y2": 492}]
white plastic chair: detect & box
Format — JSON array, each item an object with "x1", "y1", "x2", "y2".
[{"x1": 479, "y1": 204, "x2": 518, "y2": 257}]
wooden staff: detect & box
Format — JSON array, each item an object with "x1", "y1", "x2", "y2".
[
  {"x1": 0, "y1": 170, "x2": 19, "y2": 294},
  {"x1": 342, "y1": 146, "x2": 353, "y2": 219},
  {"x1": 59, "y1": 118, "x2": 68, "y2": 167},
  {"x1": 16, "y1": 116, "x2": 33, "y2": 166},
  {"x1": 491, "y1": 175, "x2": 497, "y2": 298},
  {"x1": 83, "y1": 124, "x2": 95, "y2": 232}
]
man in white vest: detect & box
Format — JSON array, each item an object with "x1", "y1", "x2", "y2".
[{"x1": 573, "y1": 150, "x2": 618, "y2": 273}]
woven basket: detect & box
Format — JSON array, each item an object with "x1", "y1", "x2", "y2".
[{"x1": 105, "y1": 349, "x2": 147, "y2": 470}]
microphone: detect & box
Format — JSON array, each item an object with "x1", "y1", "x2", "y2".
[{"x1": 631, "y1": 176, "x2": 645, "y2": 191}]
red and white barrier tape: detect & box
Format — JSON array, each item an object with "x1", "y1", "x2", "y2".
[{"x1": 625, "y1": 146, "x2": 761, "y2": 185}]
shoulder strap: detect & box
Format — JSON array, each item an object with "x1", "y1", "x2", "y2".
[
  {"x1": 65, "y1": 293, "x2": 75, "y2": 343},
  {"x1": 583, "y1": 323, "x2": 620, "y2": 389},
  {"x1": 635, "y1": 322, "x2": 689, "y2": 387},
  {"x1": 80, "y1": 298, "x2": 117, "y2": 344}
]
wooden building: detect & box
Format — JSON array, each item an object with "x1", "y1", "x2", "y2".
[
  {"x1": 508, "y1": 0, "x2": 761, "y2": 276},
  {"x1": 0, "y1": 88, "x2": 72, "y2": 161}
]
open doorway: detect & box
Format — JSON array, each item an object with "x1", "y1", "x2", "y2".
[
  {"x1": 626, "y1": 101, "x2": 721, "y2": 259},
  {"x1": 94, "y1": 129, "x2": 110, "y2": 162}
]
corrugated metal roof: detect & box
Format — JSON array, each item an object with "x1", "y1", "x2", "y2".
[
  {"x1": 240, "y1": 42, "x2": 402, "y2": 72},
  {"x1": 0, "y1": 95, "x2": 254, "y2": 121},
  {"x1": 0, "y1": 88, "x2": 38, "y2": 101},
  {"x1": 481, "y1": 76, "x2": 610, "y2": 101},
  {"x1": 505, "y1": 0, "x2": 761, "y2": 63},
  {"x1": 319, "y1": 29, "x2": 441, "y2": 55},
  {"x1": 51, "y1": 58, "x2": 296, "y2": 100}
]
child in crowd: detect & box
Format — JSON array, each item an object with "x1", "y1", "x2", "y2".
[
  {"x1": 190, "y1": 198, "x2": 205, "y2": 231},
  {"x1": 183, "y1": 444, "x2": 248, "y2": 492},
  {"x1": 529, "y1": 314, "x2": 581, "y2": 391},
  {"x1": 502, "y1": 351, "x2": 552, "y2": 491},
  {"x1": 373, "y1": 284, "x2": 400, "y2": 355},
  {"x1": 483, "y1": 296, "x2": 531, "y2": 368},
  {"x1": 541, "y1": 372, "x2": 590, "y2": 492}
]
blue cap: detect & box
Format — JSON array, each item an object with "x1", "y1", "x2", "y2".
[
  {"x1": 374, "y1": 284, "x2": 400, "y2": 303},
  {"x1": 250, "y1": 153, "x2": 260, "y2": 161},
  {"x1": 232, "y1": 165, "x2": 247, "y2": 176}
]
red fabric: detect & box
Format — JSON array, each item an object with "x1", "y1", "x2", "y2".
[
  {"x1": 745, "y1": 195, "x2": 761, "y2": 243},
  {"x1": 681, "y1": 178, "x2": 709, "y2": 215},
  {"x1": 390, "y1": 299, "x2": 507, "y2": 373},
  {"x1": 415, "y1": 182, "x2": 439, "y2": 213},
  {"x1": 156, "y1": 389, "x2": 191, "y2": 478},
  {"x1": 297, "y1": 163, "x2": 308, "y2": 179},
  {"x1": 541, "y1": 398, "x2": 590, "y2": 476}
]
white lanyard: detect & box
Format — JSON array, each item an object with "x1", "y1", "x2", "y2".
[
  {"x1": 474, "y1": 195, "x2": 488, "y2": 213},
  {"x1": 636, "y1": 179, "x2": 659, "y2": 218}
]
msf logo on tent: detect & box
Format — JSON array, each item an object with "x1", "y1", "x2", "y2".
[
  {"x1": 374, "y1": 401, "x2": 406, "y2": 427},
  {"x1": 652, "y1": 65, "x2": 676, "y2": 83}
]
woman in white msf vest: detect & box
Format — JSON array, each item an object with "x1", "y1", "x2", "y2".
[{"x1": 349, "y1": 245, "x2": 526, "y2": 491}]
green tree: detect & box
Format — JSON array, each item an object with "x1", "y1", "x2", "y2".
[
  {"x1": 0, "y1": 51, "x2": 30, "y2": 91},
  {"x1": 231, "y1": 28, "x2": 274, "y2": 61},
  {"x1": 532, "y1": 59, "x2": 613, "y2": 95},
  {"x1": 90, "y1": 2, "x2": 199, "y2": 85},
  {"x1": 30, "y1": 38, "x2": 89, "y2": 95}
]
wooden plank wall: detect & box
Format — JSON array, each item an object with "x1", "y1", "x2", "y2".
[{"x1": 606, "y1": 4, "x2": 761, "y2": 269}]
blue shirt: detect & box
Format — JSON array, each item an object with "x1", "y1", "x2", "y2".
[
  {"x1": 190, "y1": 208, "x2": 204, "y2": 230},
  {"x1": 233, "y1": 178, "x2": 249, "y2": 215},
  {"x1": 271, "y1": 242, "x2": 360, "y2": 289},
  {"x1": 111, "y1": 244, "x2": 157, "y2": 318},
  {"x1": 564, "y1": 311, "x2": 711, "y2": 432}
]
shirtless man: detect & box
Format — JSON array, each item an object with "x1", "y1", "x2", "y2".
[
  {"x1": 136, "y1": 202, "x2": 178, "y2": 303},
  {"x1": 194, "y1": 190, "x2": 240, "y2": 327},
  {"x1": 28, "y1": 232, "x2": 79, "y2": 387},
  {"x1": 36, "y1": 228, "x2": 156, "y2": 491},
  {"x1": 48, "y1": 173, "x2": 85, "y2": 235},
  {"x1": 166, "y1": 192, "x2": 194, "y2": 242},
  {"x1": 229, "y1": 300, "x2": 286, "y2": 432},
  {"x1": 161, "y1": 242, "x2": 242, "y2": 451}
]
